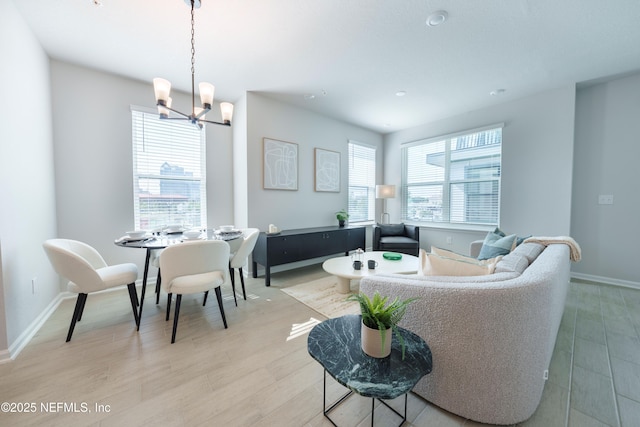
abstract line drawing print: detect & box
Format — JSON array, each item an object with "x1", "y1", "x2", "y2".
[
  {"x1": 263, "y1": 138, "x2": 298, "y2": 190},
  {"x1": 315, "y1": 148, "x2": 340, "y2": 192}
]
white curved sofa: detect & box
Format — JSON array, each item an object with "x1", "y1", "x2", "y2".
[{"x1": 359, "y1": 242, "x2": 571, "y2": 425}]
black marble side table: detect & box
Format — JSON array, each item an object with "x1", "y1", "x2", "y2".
[{"x1": 308, "y1": 314, "x2": 432, "y2": 426}]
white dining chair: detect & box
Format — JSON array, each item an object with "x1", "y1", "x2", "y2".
[
  {"x1": 159, "y1": 239, "x2": 230, "y2": 343},
  {"x1": 227, "y1": 228, "x2": 260, "y2": 305},
  {"x1": 43, "y1": 238, "x2": 139, "y2": 342}
]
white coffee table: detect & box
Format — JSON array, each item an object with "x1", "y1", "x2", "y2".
[{"x1": 322, "y1": 251, "x2": 419, "y2": 293}]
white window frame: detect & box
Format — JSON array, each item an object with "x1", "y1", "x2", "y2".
[
  {"x1": 348, "y1": 140, "x2": 376, "y2": 223},
  {"x1": 401, "y1": 124, "x2": 503, "y2": 229},
  {"x1": 131, "y1": 106, "x2": 207, "y2": 231}
]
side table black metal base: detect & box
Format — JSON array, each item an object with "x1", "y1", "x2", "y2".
[{"x1": 323, "y1": 370, "x2": 408, "y2": 427}]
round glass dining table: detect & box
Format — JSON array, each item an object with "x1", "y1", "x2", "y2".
[{"x1": 115, "y1": 231, "x2": 243, "y2": 329}]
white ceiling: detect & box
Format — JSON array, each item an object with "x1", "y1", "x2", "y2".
[{"x1": 14, "y1": 0, "x2": 640, "y2": 134}]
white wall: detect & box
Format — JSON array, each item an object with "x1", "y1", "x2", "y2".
[
  {"x1": 243, "y1": 93, "x2": 384, "y2": 232},
  {"x1": 0, "y1": 0, "x2": 59, "y2": 355},
  {"x1": 50, "y1": 61, "x2": 234, "y2": 275},
  {"x1": 384, "y1": 86, "x2": 576, "y2": 255},
  {"x1": 572, "y1": 73, "x2": 640, "y2": 285}
]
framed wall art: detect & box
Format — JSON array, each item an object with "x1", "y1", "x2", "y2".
[
  {"x1": 263, "y1": 138, "x2": 298, "y2": 190},
  {"x1": 314, "y1": 148, "x2": 340, "y2": 192}
]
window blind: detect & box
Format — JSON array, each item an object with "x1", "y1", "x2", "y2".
[
  {"x1": 348, "y1": 141, "x2": 376, "y2": 222},
  {"x1": 131, "y1": 109, "x2": 207, "y2": 230},
  {"x1": 402, "y1": 127, "x2": 502, "y2": 226}
]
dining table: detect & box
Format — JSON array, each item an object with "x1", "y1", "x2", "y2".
[{"x1": 114, "y1": 229, "x2": 244, "y2": 329}]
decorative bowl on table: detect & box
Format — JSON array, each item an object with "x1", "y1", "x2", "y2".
[
  {"x1": 182, "y1": 230, "x2": 202, "y2": 240},
  {"x1": 126, "y1": 230, "x2": 147, "y2": 239},
  {"x1": 220, "y1": 225, "x2": 235, "y2": 232}
]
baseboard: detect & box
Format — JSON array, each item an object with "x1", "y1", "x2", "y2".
[
  {"x1": 3, "y1": 291, "x2": 72, "y2": 362},
  {"x1": 571, "y1": 272, "x2": 640, "y2": 290},
  {"x1": 1, "y1": 277, "x2": 153, "y2": 363}
]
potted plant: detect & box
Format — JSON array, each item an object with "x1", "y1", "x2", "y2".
[
  {"x1": 347, "y1": 291, "x2": 417, "y2": 359},
  {"x1": 336, "y1": 209, "x2": 349, "y2": 227}
]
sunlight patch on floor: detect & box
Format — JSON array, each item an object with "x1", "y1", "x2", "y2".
[{"x1": 287, "y1": 317, "x2": 321, "y2": 342}]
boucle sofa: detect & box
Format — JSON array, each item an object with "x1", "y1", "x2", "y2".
[{"x1": 360, "y1": 241, "x2": 572, "y2": 425}]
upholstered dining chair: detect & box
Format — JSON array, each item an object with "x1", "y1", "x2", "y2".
[
  {"x1": 227, "y1": 228, "x2": 260, "y2": 305},
  {"x1": 42, "y1": 238, "x2": 139, "y2": 342},
  {"x1": 159, "y1": 239, "x2": 230, "y2": 343}
]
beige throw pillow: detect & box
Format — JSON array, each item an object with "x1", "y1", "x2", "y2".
[
  {"x1": 419, "y1": 248, "x2": 500, "y2": 276},
  {"x1": 431, "y1": 246, "x2": 502, "y2": 266}
]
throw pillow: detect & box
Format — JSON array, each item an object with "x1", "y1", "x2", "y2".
[
  {"x1": 419, "y1": 249, "x2": 499, "y2": 276},
  {"x1": 432, "y1": 246, "x2": 502, "y2": 266},
  {"x1": 510, "y1": 242, "x2": 544, "y2": 264},
  {"x1": 494, "y1": 253, "x2": 529, "y2": 274},
  {"x1": 377, "y1": 223, "x2": 405, "y2": 236},
  {"x1": 477, "y1": 230, "x2": 517, "y2": 260}
]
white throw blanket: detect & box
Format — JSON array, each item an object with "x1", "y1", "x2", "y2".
[{"x1": 524, "y1": 236, "x2": 582, "y2": 262}]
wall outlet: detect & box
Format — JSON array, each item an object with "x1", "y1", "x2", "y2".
[
  {"x1": 446, "y1": 236, "x2": 453, "y2": 245},
  {"x1": 31, "y1": 277, "x2": 37, "y2": 294},
  {"x1": 598, "y1": 194, "x2": 614, "y2": 205}
]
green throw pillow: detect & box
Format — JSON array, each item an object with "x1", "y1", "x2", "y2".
[{"x1": 478, "y1": 230, "x2": 517, "y2": 260}]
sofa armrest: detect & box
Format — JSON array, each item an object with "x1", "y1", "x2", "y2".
[
  {"x1": 372, "y1": 226, "x2": 382, "y2": 251},
  {"x1": 404, "y1": 224, "x2": 420, "y2": 241},
  {"x1": 469, "y1": 240, "x2": 483, "y2": 258}
]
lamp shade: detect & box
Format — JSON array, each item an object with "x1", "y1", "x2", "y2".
[
  {"x1": 153, "y1": 78, "x2": 171, "y2": 105},
  {"x1": 199, "y1": 82, "x2": 215, "y2": 108},
  {"x1": 376, "y1": 185, "x2": 396, "y2": 199},
  {"x1": 220, "y1": 102, "x2": 234, "y2": 123}
]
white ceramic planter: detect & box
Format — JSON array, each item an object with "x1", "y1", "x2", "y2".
[{"x1": 361, "y1": 321, "x2": 392, "y2": 358}]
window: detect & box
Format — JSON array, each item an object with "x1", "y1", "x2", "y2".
[
  {"x1": 131, "y1": 108, "x2": 207, "y2": 230},
  {"x1": 402, "y1": 126, "x2": 502, "y2": 227},
  {"x1": 348, "y1": 141, "x2": 376, "y2": 222}
]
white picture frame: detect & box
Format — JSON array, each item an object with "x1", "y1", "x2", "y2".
[
  {"x1": 263, "y1": 138, "x2": 298, "y2": 190},
  {"x1": 314, "y1": 148, "x2": 340, "y2": 192}
]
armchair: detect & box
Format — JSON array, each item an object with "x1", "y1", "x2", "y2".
[{"x1": 372, "y1": 223, "x2": 420, "y2": 256}]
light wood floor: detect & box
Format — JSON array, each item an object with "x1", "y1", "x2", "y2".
[{"x1": 1, "y1": 265, "x2": 639, "y2": 426}]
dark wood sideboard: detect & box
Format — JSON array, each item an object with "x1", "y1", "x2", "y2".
[{"x1": 252, "y1": 225, "x2": 366, "y2": 286}]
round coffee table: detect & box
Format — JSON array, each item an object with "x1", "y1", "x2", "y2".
[{"x1": 322, "y1": 251, "x2": 419, "y2": 294}]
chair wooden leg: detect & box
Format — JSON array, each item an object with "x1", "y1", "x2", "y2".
[
  {"x1": 214, "y1": 286, "x2": 228, "y2": 329},
  {"x1": 127, "y1": 283, "x2": 141, "y2": 327},
  {"x1": 229, "y1": 266, "x2": 238, "y2": 306},
  {"x1": 66, "y1": 293, "x2": 87, "y2": 342},
  {"x1": 155, "y1": 270, "x2": 162, "y2": 305},
  {"x1": 239, "y1": 267, "x2": 247, "y2": 300},
  {"x1": 76, "y1": 292, "x2": 88, "y2": 322},
  {"x1": 166, "y1": 293, "x2": 172, "y2": 321},
  {"x1": 202, "y1": 291, "x2": 209, "y2": 306},
  {"x1": 171, "y1": 294, "x2": 182, "y2": 343}
]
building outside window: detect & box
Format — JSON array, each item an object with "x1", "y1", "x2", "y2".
[
  {"x1": 131, "y1": 108, "x2": 207, "y2": 230},
  {"x1": 348, "y1": 141, "x2": 376, "y2": 222},
  {"x1": 402, "y1": 126, "x2": 502, "y2": 227}
]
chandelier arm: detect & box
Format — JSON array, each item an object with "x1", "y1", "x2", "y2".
[
  {"x1": 199, "y1": 118, "x2": 231, "y2": 127},
  {"x1": 193, "y1": 106, "x2": 212, "y2": 120},
  {"x1": 159, "y1": 104, "x2": 192, "y2": 119}
]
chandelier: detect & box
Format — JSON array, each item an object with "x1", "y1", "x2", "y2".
[{"x1": 152, "y1": 0, "x2": 233, "y2": 129}]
